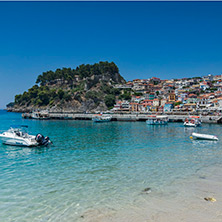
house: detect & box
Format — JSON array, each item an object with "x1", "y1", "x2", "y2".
[
  {"x1": 130, "y1": 103, "x2": 139, "y2": 112},
  {"x1": 158, "y1": 106, "x2": 164, "y2": 113},
  {"x1": 183, "y1": 103, "x2": 197, "y2": 111},
  {"x1": 187, "y1": 94, "x2": 198, "y2": 104},
  {"x1": 202, "y1": 74, "x2": 214, "y2": 82},
  {"x1": 141, "y1": 100, "x2": 154, "y2": 112},
  {"x1": 214, "y1": 75, "x2": 222, "y2": 81},
  {"x1": 133, "y1": 83, "x2": 146, "y2": 92},
  {"x1": 151, "y1": 77, "x2": 161, "y2": 85},
  {"x1": 131, "y1": 95, "x2": 144, "y2": 103},
  {"x1": 160, "y1": 99, "x2": 167, "y2": 107},
  {"x1": 112, "y1": 101, "x2": 122, "y2": 111},
  {"x1": 164, "y1": 102, "x2": 174, "y2": 112},
  {"x1": 168, "y1": 93, "x2": 176, "y2": 102},
  {"x1": 200, "y1": 81, "x2": 210, "y2": 91},
  {"x1": 151, "y1": 106, "x2": 158, "y2": 112},
  {"x1": 148, "y1": 92, "x2": 155, "y2": 100},
  {"x1": 177, "y1": 93, "x2": 188, "y2": 102},
  {"x1": 153, "y1": 99, "x2": 160, "y2": 107},
  {"x1": 121, "y1": 101, "x2": 130, "y2": 110},
  {"x1": 138, "y1": 104, "x2": 146, "y2": 112}
]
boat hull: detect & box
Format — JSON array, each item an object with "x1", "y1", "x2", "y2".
[
  {"x1": 0, "y1": 134, "x2": 38, "y2": 147},
  {"x1": 192, "y1": 132, "x2": 218, "y2": 141},
  {"x1": 92, "y1": 115, "x2": 112, "y2": 122},
  {"x1": 184, "y1": 123, "x2": 201, "y2": 127}
]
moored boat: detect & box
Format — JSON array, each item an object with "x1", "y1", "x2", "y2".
[
  {"x1": 92, "y1": 114, "x2": 112, "y2": 122},
  {"x1": 0, "y1": 125, "x2": 52, "y2": 147},
  {"x1": 31, "y1": 111, "x2": 50, "y2": 120},
  {"x1": 22, "y1": 111, "x2": 50, "y2": 120},
  {"x1": 191, "y1": 132, "x2": 218, "y2": 141},
  {"x1": 184, "y1": 116, "x2": 201, "y2": 127},
  {"x1": 146, "y1": 115, "x2": 168, "y2": 125}
]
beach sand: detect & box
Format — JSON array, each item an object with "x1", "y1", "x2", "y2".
[{"x1": 80, "y1": 164, "x2": 222, "y2": 222}]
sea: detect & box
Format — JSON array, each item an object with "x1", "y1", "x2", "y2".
[{"x1": 0, "y1": 109, "x2": 222, "y2": 221}]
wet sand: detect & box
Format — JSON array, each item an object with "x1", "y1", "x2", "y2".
[{"x1": 80, "y1": 164, "x2": 222, "y2": 222}]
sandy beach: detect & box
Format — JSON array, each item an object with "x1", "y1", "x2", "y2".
[{"x1": 80, "y1": 164, "x2": 222, "y2": 222}]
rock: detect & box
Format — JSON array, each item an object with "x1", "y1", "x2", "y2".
[
  {"x1": 204, "y1": 197, "x2": 216, "y2": 202},
  {"x1": 142, "y1": 187, "x2": 151, "y2": 194}
]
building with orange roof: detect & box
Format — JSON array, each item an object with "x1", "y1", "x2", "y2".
[
  {"x1": 200, "y1": 81, "x2": 210, "y2": 91},
  {"x1": 130, "y1": 102, "x2": 139, "y2": 112},
  {"x1": 153, "y1": 99, "x2": 160, "y2": 107},
  {"x1": 168, "y1": 93, "x2": 176, "y2": 102},
  {"x1": 164, "y1": 102, "x2": 174, "y2": 112}
]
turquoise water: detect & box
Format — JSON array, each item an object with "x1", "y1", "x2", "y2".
[{"x1": 0, "y1": 110, "x2": 222, "y2": 221}]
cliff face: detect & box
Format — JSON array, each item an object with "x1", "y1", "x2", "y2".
[{"x1": 10, "y1": 61, "x2": 127, "y2": 113}]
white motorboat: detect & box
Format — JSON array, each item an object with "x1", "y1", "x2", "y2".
[
  {"x1": 0, "y1": 125, "x2": 52, "y2": 147},
  {"x1": 92, "y1": 114, "x2": 112, "y2": 122},
  {"x1": 31, "y1": 111, "x2": 50, "y2": 120},
  {"x1": 191, "y1": 132, "x2": 218, "y2": 141},
  {"x1": 184, "y1": 116, "x2": 201, "y2": 127},
  {"x1": 146, "y1": 115, "x2": 168, "y2": 125}
]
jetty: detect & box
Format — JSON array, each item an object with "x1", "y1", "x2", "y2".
[{"x1": 21, "y1": 112, "x2": 222, "y2": 124}]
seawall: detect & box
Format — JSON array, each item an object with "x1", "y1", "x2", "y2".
[{"x1": 22, "y1": 112, "x2": 222, "y2": 124}]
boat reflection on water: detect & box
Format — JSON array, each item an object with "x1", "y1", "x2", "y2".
[{"x1": 146, "y1": 115, "x2": 169, "y2": 125}]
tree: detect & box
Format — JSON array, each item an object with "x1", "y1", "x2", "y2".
[
  {"x1": 38, "y1": 91, "x2": 49, "y2": 105},
  {"x1": 105, "y1": 95, "x2": 116, "y2": 108},
  {"x1": 57, "y1": 89, "x2": 65, "y2": 99},
  {"x1": 14, "y1": 61, "x2": 126, "y2": 108},
  {"x1": 133, "y1": 92, "x2": 143, "y2": 96},
  {"x1": 175, "y1": 101, "x2": 182, "y2": 106}
]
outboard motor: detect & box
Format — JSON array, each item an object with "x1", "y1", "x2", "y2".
[
  {"x1": 42, "y1": 136, "x2": 51, "y2": 146},
  {"x1": 35, "y1": 134, "x2": 44, "y2": 144},
  {"x1": 35, "y1": 134, "x2": 51, "y2": 146}
]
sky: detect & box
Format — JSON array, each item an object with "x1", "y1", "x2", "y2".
[{"x1": 0, "y1": 1, "x2": 222, "y2": 108}]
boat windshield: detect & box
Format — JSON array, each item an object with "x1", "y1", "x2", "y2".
[{"x1": 9, "y1": 128, "x2": 28, "y2": 138}]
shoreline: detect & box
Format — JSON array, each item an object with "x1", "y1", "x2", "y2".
[
  {"x1": 1, "y1": 111, "x2": 222, "y2": 221},
  {"x1": 80, "y1": 163, "x2": 222, "y2": 222}
]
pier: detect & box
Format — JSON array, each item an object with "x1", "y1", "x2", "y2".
[{"x1": 22, "y1": 112, "x2": 222, "y2": 123}]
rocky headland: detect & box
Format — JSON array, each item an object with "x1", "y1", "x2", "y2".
[{"x1": 8, "y1": 61, "x2": 127, "y2": 113}]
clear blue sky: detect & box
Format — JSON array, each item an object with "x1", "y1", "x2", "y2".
[{"x1": 0, "y1": 1, "x2": 222, "y2": 108}]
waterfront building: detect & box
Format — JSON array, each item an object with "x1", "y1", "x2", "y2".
[
  {"x1": 153, "y1": 99, "x2": 160, "y2": 107},
  {"x1": 187, "y1": 94, "x2": 198, "y2": 104},
  {"x1": 168, "y1": 93, "x2": 176, "y2": 102},
  {"x1": 160, "y1": 98, "x2": 167, "y2": 107},
  {"x1": 164, "y1": 102, "x2": 173, "y2": 112},
  {"x1": 130, "y1": 102, "x2": 139, "y2": 112},
  {"x1": 148, "y1": 92, "x2": 155, "y2": 100},
  {"x1": 200, "y1": 81, "x2": 210, "y2": 91}
]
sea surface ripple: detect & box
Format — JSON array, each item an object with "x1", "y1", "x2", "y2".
[{"x1": 0, "y1": 110, "x2": 222, "y2": 221}]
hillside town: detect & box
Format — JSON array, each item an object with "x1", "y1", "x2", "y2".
[{"x1": 112, "y1": 74, "x2": 222, "y2": 115}]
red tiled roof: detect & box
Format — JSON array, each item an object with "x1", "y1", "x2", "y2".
[{"x1": 188, "y1": 94, "x2": 197, "y2": 98}]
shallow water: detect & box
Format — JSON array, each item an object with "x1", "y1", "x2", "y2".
[{"x1": 0, "y1": 110, "x2": 222, "y2": 221}]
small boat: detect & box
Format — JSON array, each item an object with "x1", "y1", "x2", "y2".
[
  {"x1": 92, "y1": 114, "x2": 112, "y2": 122},
  {"x1": 146, "y1": 115, "x2": 168, "y2": 125},
  {"x1": 184, "y1": 116, "x2": 201, "y2": 127},
  {"x1": 31, "y1": 111, "x2": 50, "y2": 120},
  {"x1": 0, "y1": 125, "x2": 52, "y2": 147},
  {"x1": 191, "y1": 132, "x2": 218, "y2": 141},
  {"x1": 22, "y1": 111, "x2": 50, "y2": 120}
]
